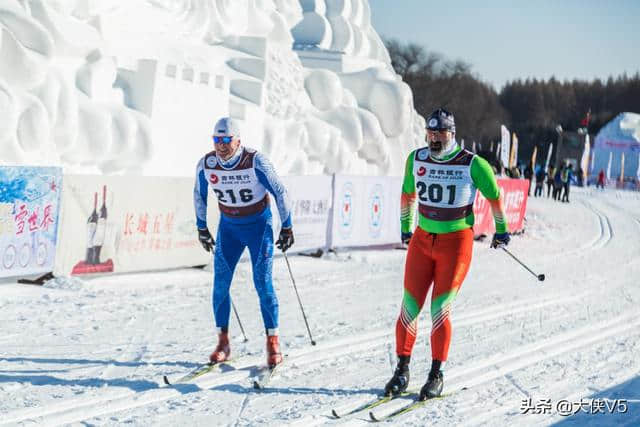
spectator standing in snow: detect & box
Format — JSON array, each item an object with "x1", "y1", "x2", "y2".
[
  {"x1": 553, "y1": 166, "x2": 564, "y2": 201},
  {"x1": 597, "y1": 169, "x2": 606, "y2": 189},
  {"x1": 524, "y1": 165, "x2": 533, "y2": 196},
  {"x1": 561, "y1": 164, "x2": 573, "y2": 203},
  {"x1": 546, "y1": 166, "x2": 555, "y2": 198},
  {"x1": 534, "y1": 166, "x2": 545, "y2": 197}
]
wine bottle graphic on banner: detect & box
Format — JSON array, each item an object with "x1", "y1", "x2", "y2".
[
  {"x1": 93, "y1": 185, "x2": 107, "y2": 264},
  {"x1": 72, "y1": 187, "x2": 114, "y2": 275},
  {"x1": 86, "y1": 192, "x2": 98, "y2": 264}
]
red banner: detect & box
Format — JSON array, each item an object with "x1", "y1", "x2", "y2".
[{"x1": 473, "y1": 178, "x2": 529, "y2": 236}]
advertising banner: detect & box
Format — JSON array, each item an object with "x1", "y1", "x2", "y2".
[
  {"x1": 54, "y1": 175, "x2": 213, "y2": 276},
  {"x1": 581, "y1": 134, "x2": 591, "y2": 178},
  {"x1": 472, "y1": 178, "x2": 529, "y2": 236},
  {"x1": 330, "y1": 175, "x2": 402, "y2": 248},
  {"x1": 509, "y1": 132, "x2": 519, "y2": 168},
  {"x1": 530, "y1": 146, "x2": 538, "y2": 169},
  {"x1": 1, "y1": 167, "x2": 62, "y2": 278},
  {"x1": 500, "y1": 125, "x2": 511, "y2": 169},
  {"x1": 544, "y1": 143, "x2": 553, "y2": 171},
  {"x1": 272, "y1": 175, "x2": 332, "y2": 253},
  {"x1": 594, "y1": 138, "x2": 640, "y2": 153}
]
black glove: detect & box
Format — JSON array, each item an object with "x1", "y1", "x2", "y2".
[
  {"x1": 401, "y1": 232, "x2": 413, "y2": 245},
  {"x1": 491, "y1": 232, "x2": 510, "y2": 249},
  {"x1": 198, "y1": 228, "x2": 215, "y2": 252},
  {"x1": 275, "y1": 227, "x2": 294, "y2": 252}
]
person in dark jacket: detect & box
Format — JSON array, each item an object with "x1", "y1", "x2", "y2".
[
  {"x1": 553, "y1": 166, "x2": 563, "y2": 201},
  {"x1": 546, "y1": 166, "x2": 555, "y2": 197},
  {"x1": 561, "y1": 164, "x2": 573, "y2": 203},
  {"x1": 534, "y1": 166, "x2": 545, "y2": 197},
  {"x1": 524, "y1": 165, "x2": 533, "y2": 196}
]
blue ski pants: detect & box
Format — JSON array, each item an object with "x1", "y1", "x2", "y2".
[{"x1": 212, "y1": 208, "x2": 278, "y2": 331}]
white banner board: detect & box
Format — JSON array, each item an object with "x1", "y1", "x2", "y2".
[
  {"x1": 1, "y1": 167, "x2": 62, "y2": 278},
  {"x1": 501, "y1": 125, "x2": 511, "y2": 169},
  {"x1": 55, "y1": 175, "x2": 214, "y2": 276},
  {"x1": 272, "y1": 175, "x2": 332, "y2": 252},
  {"x1": 330, "y1": 175, "x2": 402, "y2": 248}
]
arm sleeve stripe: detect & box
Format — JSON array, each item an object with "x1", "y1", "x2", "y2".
[
  {"x1": 194, "y1": 159, "x2": 208, "y2": 229},
  {"x1": 487, "y1": 193, "x2": 508, "y2": 234},
  {"x1": 255, "y1": 153, "x2": 292, "y2": 228},
  {"x1": 401, "y1": 152, "x2": 417, "y2": 233}
]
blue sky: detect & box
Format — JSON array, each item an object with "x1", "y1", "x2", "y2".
[{"x1": 369, "y1": 0, "x2": 640, "y2": 90}]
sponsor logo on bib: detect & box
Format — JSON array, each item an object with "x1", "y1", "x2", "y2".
[{"x1": 206, "y1": 156, "x2": 217, "y2": 168}]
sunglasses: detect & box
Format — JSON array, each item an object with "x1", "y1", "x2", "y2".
[
  {"x1": 426, "y1": 129, "x2": 451, "y2": 134},
  {"x1": 213, "y1": 136, "x2": 234, "y2": 144}
]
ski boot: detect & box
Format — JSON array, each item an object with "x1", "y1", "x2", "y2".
[
  {"x1": 419, "y1": 359, "x2": 444, "y2": 400},
  {"x1": 266, "y1": 335, "x2": 283, "y2": 367},
  {"x1": 209, "y1": 331, "x2": 230, "y2": 363},
  {"x1": 384, "y1": 355, "x2": 411, "y2": 396}
]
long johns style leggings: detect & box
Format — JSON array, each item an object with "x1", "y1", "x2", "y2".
[
  {"x1": 396, "y1": 227, "x2": 473, "y2": 361},
  {"x1": 212, "y1": 210, "x2": 278, "y2": 331}
]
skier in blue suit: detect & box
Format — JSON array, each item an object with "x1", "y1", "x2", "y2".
[{"x1": 194, "y1": 117, "x2": 294, "y2": 367}]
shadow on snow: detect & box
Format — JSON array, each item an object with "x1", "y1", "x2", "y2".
[
  {"x1": 0, "y1": 356, "x2": 202, "y2": 392},
  {"x1": 0, "y1": 373, "x2": 158, "y2": 392},
  {"x1": 0, "y1": 356, "x2": 201, "y2": 368},
  {"x1": 210, "y1": 383, "x2": 382, "y2": 397},
  {"x1": 552, "y1": 375, "x2": 640, "y2": 426}
]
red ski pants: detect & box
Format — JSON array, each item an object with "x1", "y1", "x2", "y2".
[{"x1": 395, "y1": 227, "x2": 473, "y2": 361}]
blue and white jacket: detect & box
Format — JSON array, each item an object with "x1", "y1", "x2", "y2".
[{"x1": 194, "y1": 146, "x2": 292, "y2": 228}]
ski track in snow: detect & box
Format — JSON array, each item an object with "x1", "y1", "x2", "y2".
[{"x1": 1, "y1": 187, "x2": 639, "y2": 426}]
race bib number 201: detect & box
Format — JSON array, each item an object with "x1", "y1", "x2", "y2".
[{"x1": 417, "y1": 182, "x2": 456, "y2": 205}]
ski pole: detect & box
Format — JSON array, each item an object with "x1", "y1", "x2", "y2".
[
  {"x1": 501, "y1": 247, "x2": 545, "y2": 282},
  {"x1": 231, "y1": 299, "x2": 249, "y2": 342},
  {"x1": 283, "y1": 252, "x2": 316, "y2": 345}
]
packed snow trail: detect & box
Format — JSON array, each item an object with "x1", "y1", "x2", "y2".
[{"x1": 0, "y1": 187, "x2": 638, "y2": 426}]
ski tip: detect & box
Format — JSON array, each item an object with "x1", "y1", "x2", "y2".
[
  {"x1": 253, "y1": 380, "x2": 263, "y2": 390},
  {"x1": 163, "y1": 375, "x2": 171, "y2": 386},
  {"x1": 330, "y1": 409, "x2": 340, "y2": 419},
  {"x1": 369, "y1": 411, "x2": 380, "y2": 422}
]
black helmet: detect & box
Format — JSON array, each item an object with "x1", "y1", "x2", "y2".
[{"x1": 426, "y1": 108, "x2": 455, "y2": 132}]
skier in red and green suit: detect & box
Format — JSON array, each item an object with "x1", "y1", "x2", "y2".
[{"x1": 384, "y1": 108, "x2": 510, "y2": 400}]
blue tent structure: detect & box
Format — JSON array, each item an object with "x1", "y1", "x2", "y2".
[{"x1": 592, "y1": 112, "x2": 640, "y2": 183}]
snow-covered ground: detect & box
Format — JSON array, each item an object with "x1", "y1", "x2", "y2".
[{"x1": 1, "y1": 186, "x2": 639, "y2": 426}]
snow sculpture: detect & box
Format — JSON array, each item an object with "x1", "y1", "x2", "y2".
[
  {"x1": 0, "y1": 0, "x2": 423, "y2": 177},
  {"x1": 0, "y1": 1, "x2": 151, "y2": 173}
]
